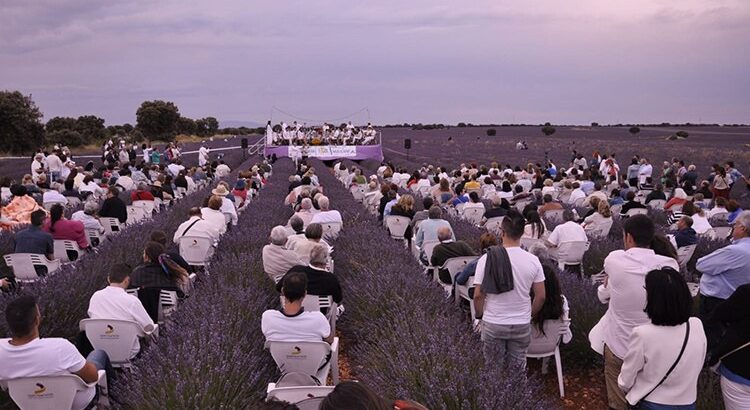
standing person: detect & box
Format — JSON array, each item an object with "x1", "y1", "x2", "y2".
[
  {"x1": 590, "y1": 215, "x2": 679, "y2": 410},
  {"x1": 45, "y1": 150, "x2": 64, "y2": 182},
  {"x1": 707, "y1": 284, "x2": 750, "y2": 410},
  {"x1": 695, "y1": 211, "x2": 750, "y2": 351},
  {"x1": 712, "y1": 167, "x2": 731, "y2": 199},
  {"x1": 142, "y1": 143, "x2": 152, "y2": 164},
  {"x1": 150, "y1": 146, "x2": 160, "y2": 165},
  {"x1": 618, "y1": 268, "x2": 707, "y2": 410},
  {"x1": 473, "y1": 210, "x2": 546, "y2": 370},
  {"x1": 198, "y1": 143, "x2": 210, "y2": 168}
]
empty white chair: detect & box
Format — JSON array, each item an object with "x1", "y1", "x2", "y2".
[
  {"x1": 385, "y1": 216, "x2": 410, "y2": 240},
  {"x1": 648, "y1": 199, "x2": 666, "y2": 210},
  {"x1": 625, "y1": 208, "x2": 649, "y2": 217},
  {"x1": 178, "y1": 236, "x2": 215, "y2": 266},
  {"x1": 3, "y1": 254, "x2": 62, "y2": 282},
  {"x1": 553, "y1": 241, "x2": 589, "y2": 272},
  {"x1": 462, "y1": 207, "x2": 484, "y2": 226},
  {"x1": 484, "y1": 216, "x2": 505, "y2": 236},
  {"x1": 100, "y1": 217, "x2": 123, "y2": 235},
  {"x1": 266, "y1": 339, "x2": 340, "y2": 386},
  {"x1": 53, "y1": 240, "x2": 84, "y2": 263},
  {"x1": 527, "y1": 319, "x2": 571, "y2": 398},
  {"x1": 677, "y1": 244, "x2": 697, "y2": 273},
  {"x1": 79, "y1": 319, "x2": 157, "y2": 369},
  {"x1": 4, "y1": 370, "x2": 108, "y2": 410}
]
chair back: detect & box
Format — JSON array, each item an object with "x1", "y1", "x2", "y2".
[
  {"x1": 527, "y1": 319, "x2": 569, "y2": 356},
  {"x1": 65, "y1": 197, "x2": 82, "y2": 208},
  {"x1": 53, "y1": 240, "x2": 82, "y2": 263},
  {"x1": 385, "y1": 216, "x2": 410, "y2": 240},
  {"x1": 266, "y1": 341, "x2": 332, "y2": 379},
  {"x1": 132, "y1": 200, "x2": 154, "y2": 215},
  {"x1": 321, "y1": 223, "x2": 342, "y2": 241},
  {"x1": 84, "y1": 229, "x2": 103, "y2": 247},
  {"x1": 100, "y1": 217, "x2": 122, "y2": 235},
  {"x1": 462, "y1": 207, "x2": 484, "y2": 225},
  {"x1": 484, "y1": 217, "x2": 504, "y2": 235},
  {"x1": 301, "y1": 295, "x2": 335, "y2": 312},
  {"x1": 544, "y1": 209, "x2": 564, "y2": 223},
  {"x1": 80, "y1": 319, "x2": 143, "y2": 364},
  {"x1": 3, "y1": 254, "x2": 61, "y2": 282},
  {"x1": 557, "y1": 241, "x2": 589, "y2": 265},
  {"x1": 677, "y1": 244, "x2": 697, "y2": 272},
  {"x1": 266, "y1": 386, "x2": 335, "y2": 404},
  {"x1": 586, "y1": 218, "x2": 613, "y2": 239},
  {"x1": 710, "y1": 226, "x2": 732, "y2": 240},
  {"x1": 648, "y1": 199, "x2": 666, "y2": 210},
  {"x1": 422, "y1": 240, "x2": 439, "y2": 263},
  {"x1": 126, "y1": 205, "x2": 147, "y2": 225},
  {"x1": 609, "y1": 204, "x2": 622, "y2": 216},
  {"x1": 6, "y1": 375, "x2": 91, "y2": 410},
  {"x1": 441, "y1": 257, "x2": 477, "y2": 278},
  {"x1": 625, "y1": 208, "x2": 648, "y2": 217},
  {"x1": 178, "y1": 236, "x2": 215, "y2": 266},
  {"x1": 350, "y1": 186, "x2": 365, "y2": 202},
  {"x1": 571, "y1": 197, "x2": 586, "y2": 208},
  {"x1": 708, "y1": 212, "x2": 728, "y2": 226}
]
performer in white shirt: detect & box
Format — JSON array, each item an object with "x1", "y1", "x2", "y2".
[
  {"x1": 281, "y1": 122, "x2": 289, "y2": 143},
  {"x1": 198, "y1": 143, "x2": 210, "y2": 168},
  {"x1": 265, "y1": 121, "x2": 274, "y2": 146}
]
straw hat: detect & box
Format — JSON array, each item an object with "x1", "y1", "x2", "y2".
[{"x1": 212, "y1": 185, "x2": 229, "y2": 196}]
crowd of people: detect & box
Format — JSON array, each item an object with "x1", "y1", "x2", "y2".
[
  {"x1": 335, "y1": 152, "x2": 748, "y2": 410},
  {"x1": 265, "y1": 121, "x2": 378, "y2": 146}
]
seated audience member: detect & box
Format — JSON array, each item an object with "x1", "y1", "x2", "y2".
[
  {"x1": 277, "y1": 244, "x2": 342, "y2": 306},
  {"x1": 291, "y1": 223, "x2": 330, "y2": 264},
  {"x1": 310, "y1": 196, "x2": 343, "y2": 225},
  {"x1": 673, "y1": 216, "x2": 698, "y2": 249},
  {"x1": 645, "y1": 184, "x2": 667, "y2": 204},
  {"x1": 130, "y1": 182, "x2": 155, "y2": 202},
  {"x1": 583, "y1": 183, "x2": 607, "y2": 207},
  {"x1": 289, "y1": 197, "x2": 315, "y2": 227},
  {"x1": 43, "y1": 204, "x2": 89, "y2": 251},
  {"x1": 71, "y1": 201, "x2": 105, "y2": 234},
  {"x1": 285, "y1": 216, "x2": 306, "y2": 250},
  {"x1": 523, "y1": 211, "x2": 546, "y2": 240},
  {"x1": 667, "y1": 200, "x2": 696, "y2": 226},
  {"x1": 430, "y1": 226, "x2": 476, "y2": 284},
  {"x1": 14, "y1": 210, "x2": 55, "y2": 276},
  {"x1": 87, "y1": 263, "x2": 156, "y2": 358},
  {"x1": 130, "y1": 241, "x2": 189, "y2": 295},
  {"x1": 473, "y1": 210, "x2": 546, "y2": 369},
  {"x1": 582, "y1": 201, "x2": 613, "y2": 237},
  {"x1": 687, "y1": 206, "x2": 712, "y2": 235},
  {"x1": 482, "y1": 195, "x2": 509, "y2": 223},
  {"x1": 215, "y1": 160, "x2": 231, "y2": 178},
  {"x1": 568, "y1": 182, "x2": 586, "y2": 204},
  {"x1": 546, "y1": 210, "x2": 588, "y2": 250},
  {"x1": 378, "y1": 188, "x2": 396, "y2": 221},
  {"x1": 319, "y1": 381, "x2": 429, "y2": 410},
  {"x1": 415, "y1": 206, "x2": 455, "y2": 250},
  {"x1": 201, "y1": 195, "x2": 227, "y2": 236},
  {"x1": 79, "y1": 175, "x2": 104, "y2": 198},
  {"x1": 389, "y1": 194, "x2": 416, "y2": 244},
  {"x1": 726, "y1": 200, "x2": 743, "y2": 224},
  {"x1": 620, "y1": 191, "x2": 648, "y2": 216},
  {"x1": 173, "y1": 207, "x2": 220, "y2": 244},
  {"x1": 150, "y1": 180, "x2": 172, "y2": 202},
  {"x1": 618, "y1": 268, "x2": 706, "y2": 409},
  {"x1": 578, "y1": 196, "x2": 601, "y2": 222},
  {"x1": 0, "y1": 295, "x2": 110, "y2": 410},
  {"x1": 538, "y1": 194, "x2": 563, "y2": 217},
  {"x1": 149, "y1": 231, "x2": 193, "y2": 275},
  {"x1": 706, "y1": 284, "x2": 750, "y2": 410},
  {"x1": 212, "y1": 184, "x2": 238, "y2": 226},
  {"x1": 231, "y1": 180, "x2": 248, "y2": 208},
  {"x1": 455, "y1": 233, "x2": 496, "y2": 287},
  {"x1": 263, "y1": 226, "x2": 305, "y2": 283},
  {"x1": 262, "y1": 271, "x2": 333, "y2": 343},
  {"x1": 609, "y1": 189, "x2": 624, "y2": 206},
  {"x1": 706, "y1": 196, "x2": 729, "y2": 219},
  {"x1": 2, "y1": 185, "x2": 43, "y2": 225},
  {"x1": 115, "y1": 169, "x2": 135, "y2": 191},
  {"x1": 100, "y1": 186, "x2": 128, "y2": 224},
  {"x1": 42, "y1": 187, "x2": 68, "y2": 208},
  {"x1": 462, "y1": 192, "x2": 485, "y2": 212},
  {"x1": 664, "y1": 188, "x2": 688, "y2": 211},
  {"x1": 532, "y1": 264, "x2": 572, "y2": 343},
  {"x1": 411, "y1": 196, "x2": 434, "y2": 229}
]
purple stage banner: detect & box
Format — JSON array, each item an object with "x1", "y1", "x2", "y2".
[{"x1": 264, "y1": 145, "x2": 384, "y2": 161}]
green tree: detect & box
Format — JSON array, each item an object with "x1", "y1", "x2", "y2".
[
  {"x1": 46, "y1": 116, "x2": 78, "y2": 134},
  {"x1": 629, "y1": 126, "x2": 640, "y2": 137},
  {"x1": 203, "y1": 116, "x2": 219, "y2": 135},
  {"x1": 0, "y1": 91, "x2": 45, "y2": 154},
  {"x1": 177, "y1": 117, "x2": 197, "y2": 135},
  {"x1": 541, "y1": 123, "x2": 556, "y2": 136},
  {"x1": 136, "y1": 100, "x2": 180, "y2": 141},
  {"x1": 75, "y1": 115, "x2": 106, "y2": 142},
  {"x1": 46, "y1": 129, "x2": 84, "y2": 147},
  {"x1": 486, "y1": 128, "x2": 497, "y2": 136}
]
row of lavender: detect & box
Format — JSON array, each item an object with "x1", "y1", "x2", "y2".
[
  {"x1": 112, "y1": 159, "x2": 296, "y2": 408},
  {"x1": 314, "y1": 160, "x2": 555, "y2": 409}
]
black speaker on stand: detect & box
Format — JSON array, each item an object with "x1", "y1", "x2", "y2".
[
  {"x1": 404, "y1": 138, "x2": 411, "y2": 161},
  {"x1": 241, "y1": 138, "x2": 248, "y2": 160}
]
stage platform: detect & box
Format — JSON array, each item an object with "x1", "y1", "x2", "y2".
[{"x1": 264, "y1": 144, "x2": 383, "y2": 162}]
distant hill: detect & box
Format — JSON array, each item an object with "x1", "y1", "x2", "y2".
[{"x1": 221, "y1": 120, "x2": 263, "y2": 129}]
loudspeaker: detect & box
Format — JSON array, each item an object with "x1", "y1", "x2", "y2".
[
  {"x1": 241, "y1": 138, "x2": 248, "y2": 149},
  {"x1": 404, "y1": 138, "x2": 411, "y2": 149}
]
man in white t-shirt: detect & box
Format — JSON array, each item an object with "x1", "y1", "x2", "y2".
[
  {"x1": 545, "y1": 210, "x2": 588, "y2": 258},
  {"x1": 0, "y1": 295, "x2": 109, "y2": 410},
  {"x1": 174, "y1": 207, "x2": 220, "y2": 244},
  {"x1": 198, "y1": 144, "x2": 210, "y2": 168},
  {"x1": 215, "y1": 161, "x2": 231, "y2": 178},
  {"x1": 568, "y1": 181, "x2": 586, "y2": 204},
  {"x1": 88, "y1": 264, "x2": 156, "y2": 359},
  {"x1": 474, "y1": 210, "x2": 546, "y2": 370},
  {"x1": 591, "y1": 215, "x2": 679, "y2": 410},
  {"x1": 310, "y1": 196, "x2": 343, "y2": 225},
  {"x1": 261, "y1": 271, "x2": 332, "y2": 343}
]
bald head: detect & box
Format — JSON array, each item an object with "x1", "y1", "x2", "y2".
[{"x1": 437, "y1": 226, "x2": 452, "y2": 242}]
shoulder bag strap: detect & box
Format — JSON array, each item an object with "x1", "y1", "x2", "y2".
[
  {"x1": 180, "y1": 218, "x2": 202, "y2": 238},
  {"x1": 640, "y1": 321, "x2": 691, "y2": 402}
]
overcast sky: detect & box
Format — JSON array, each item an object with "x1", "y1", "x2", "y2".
[{"x1": 1, "y1": 0, "x2": 749, "y2": 126}]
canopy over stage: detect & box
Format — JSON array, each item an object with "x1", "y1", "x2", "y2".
[{"x1": 264, "y1": 144, "x2": 384, "y2": 162}]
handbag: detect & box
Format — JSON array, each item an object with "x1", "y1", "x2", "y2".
[
  {"x1": 631, "y1": 321, "x2": 690, "y2": 409},
  {"x1": 710, "y1": 340, "x2": 750, "y2": 373}
]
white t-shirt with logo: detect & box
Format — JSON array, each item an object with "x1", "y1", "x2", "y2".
[
  {"x1": 0, "y1": 338, "x2": 94, "y2": 410},
  {"x1": 474, "y1": 246, "x2": 545, "y2": 325},
  {"x1": 261, "y1": 310, "x2": 330, "y2": 342}
]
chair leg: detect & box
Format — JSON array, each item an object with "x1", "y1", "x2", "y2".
[{"x1": 555, "y1": 348, "x2": 564, "y2": 398}]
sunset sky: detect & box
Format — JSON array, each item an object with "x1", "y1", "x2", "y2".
[{"x1": 1, "y1": 0, "x2": 748, "y2": 125}]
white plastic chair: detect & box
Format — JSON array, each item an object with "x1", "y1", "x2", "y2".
[
  {"x1": 265, "y1": 385, "x2": 334, "y2": 404},
  {"x1": 625, "y1": 208, "x2": 649, "y2": 217},
  {"x1": 585, "y1": 218, "x2": 613, "y2": 239},
  {"x1": 708, "y1": 213, "x2": 729, "y2": 226},
  {"x1": 709, "y1": 226, "x2": 732, "y2": 240},
  {"x1": 3, "y1": 254, "x2": 62, "y2": 282},
  {"x1": 571, "y1": 197, "x2": 586, "y2": 208},
  {"x1": 65, "y1": 197, "x2": 82, "y2": 208},
  {"x1": 350, "y1": 186, "x2": 365, "y2": 203},
  {"x1": 609, "y1": 204, "x2": 622, "y2": 216},
  {"x1": 53, "y1": 240, "x2": 84, "y2": 263},
  {"x1": 677, "y1": 244, "x2": 697, "y2": 273},
  {"x1": 321, "y1": 223, "x2": 342, "y2": 241},
  {"x1": 159, "y1": 290, "x2": 179, "y2": 323},
  {"x1": 544, "y1": 209, "x2": 565, "y2": 223},
  {"x1": 455, "y1": 276, "x2": 477, "y2": 324},
  {"x1": 462, "y1": 207, "x2": 484, "y2": 226},
  {"x1": 648, "y1": 199, "x2": 666, "y2": 210},
  {"x1": 126, "y1": 205, "x2": 147, "y2": 225},
  {"x1": 553, "y1": 241, "x2": 589, "y2": 273},
  {"x1": 79, "y1": 319, "x2": 157, "y2": 369},
  {"x1": 266, "y1": 338, "x2": 340, "y2": 386},
  {"x1": 178, "y1": 236, "x2": 215, "y2": 266},
  {"x1": 131, "y1": 200, "x2": 154, "y2": 215},
  {"x1": 4, "y1": 370, "x2": 108, "y2": 410},
  {"x1": 300, "y1": 295, "x2": 337, "y2": 336},
  {"x1": 84, "y1": 228, "x2": 104, "y2": 247},
  {"x1": 100, "y1": 217, "x2": 123, "y2": 235},
  {"x1": 385, "y1": 216, "x2": 410, "y2": 240},
  {"x1": 484, "y1": 217, "x2": 504, "y2": 236},
  {"x1": 527, "y1": 319, "x2": 571, "y2": 397},
  {"x1": 436, "y1": 256, "x2": 476, "y2": 295},
  {"x1": 421, "y1": 240, "x2": 440, "y2": 266}
]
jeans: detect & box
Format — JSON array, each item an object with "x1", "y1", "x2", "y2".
[
  {"x1": 86, "y1": 349, "x2": 112, "y2": 388},
  {"x1": 699, "y1": 294, "x2": 726, "y2": 354},
  {"x1": 638, "y1": 401, "x2": 695, "y2": 410},
  {"x1": 481, "y1": 322, "x2": 530, "y2": 370}
]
